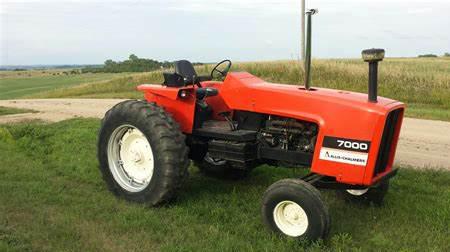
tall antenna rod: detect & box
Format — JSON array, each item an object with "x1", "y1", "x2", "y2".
[
  {"x1": 300, "y1": 0, "x2": 305, "y2": 66},
  {"x1": 304, "y1": 9, "x2": 318, "y2": 90}
]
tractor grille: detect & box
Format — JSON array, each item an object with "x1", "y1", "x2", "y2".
[{"x1": 373, "y1": 109, "x2": 402, "y2": 177}]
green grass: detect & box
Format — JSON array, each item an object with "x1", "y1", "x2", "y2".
[
  {"x1": 0, "y1": 73, "x2": 128, "y2": 99},
  {"x1": 29, "y1": 72, "x2": 156, "y2": 100},
  {"x1": 0, "y1": 106, "x2": 35, "y2": 116},
  {"x1": 29, "y1": 58, "x2": 450, "y2": 121},
  {"x1": 1, "y1": 119, "x2": 449, "y2": 251}
]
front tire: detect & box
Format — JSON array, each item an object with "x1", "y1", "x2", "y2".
[
  {"x1": 261, "y1": 179, "x2": 330, "y2": 241},
  {"x1": 98, "y1": 100, "x2": 189, "y2": 206}
]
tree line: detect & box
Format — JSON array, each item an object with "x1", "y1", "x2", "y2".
[
  {"x1": 418, "y1": 52, "x2": 450, "y2": 58},
  {"x1": 81, "y1": 54, "x2": 203, "y2": 73}
]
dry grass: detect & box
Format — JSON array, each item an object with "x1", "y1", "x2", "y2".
[
  {"x1": 232, "y1": 58, "x2": 450, "y2": 108},
  {"x1": 29, "y1": 58, "x2": 450, "y2": 120}
]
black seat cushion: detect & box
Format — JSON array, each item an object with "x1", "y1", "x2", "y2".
[
  {"x1": 163, "y1": 72, "x2": 185, "y2": 87},
  {"x1": 175, "y1": 60, "x2": 197, "y2": 84},
  {"x1": 174, "y1": 60, "x2": 213, "y2": 84}
]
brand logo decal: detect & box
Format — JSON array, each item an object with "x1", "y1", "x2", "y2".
[{"x1": 319, "y1": 136, "x2": 371, "y2": 166}]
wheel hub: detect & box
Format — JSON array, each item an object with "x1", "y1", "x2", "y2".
[
  {"x1": 283, "y1": 204, "x2": 306, "y2": 224},
  {"x1": 130, "y1": 147, "x2": 143, "y2": 163},
  {"x1": 273, "y1": 200, "x2": 309, "y2": 237}
]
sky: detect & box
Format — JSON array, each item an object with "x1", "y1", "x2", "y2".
[{"x1": 1, "y1": 0, "x2": 449, "y2": 65}]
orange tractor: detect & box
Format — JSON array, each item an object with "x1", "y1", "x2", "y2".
[{"x1": 97, "y1": 10, "x2": 404, "y2": 240}]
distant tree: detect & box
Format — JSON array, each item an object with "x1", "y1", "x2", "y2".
[
  {"x1": 81, "y1": 55, "x2": 178, "y2": 73},
  {"x1": 104, "y1": 59, "x2": 114, "y2": 66},
  {"x1": 129, "y1": 54, "x2": 139, "y2": 61},
  {"x1": 444, "y1": 52, "x2": 450, "y2": 57},
  {"x1": 418, "y1": 54, "x2": 438, "y2": 58}
]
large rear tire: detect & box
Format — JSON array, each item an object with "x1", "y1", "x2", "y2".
[
  {"x1": 261, "y1": 179, "x2": 330, "y2": 241},
  {"x1": 98, "y1": 100, "x2": 189, "y2": 206}
]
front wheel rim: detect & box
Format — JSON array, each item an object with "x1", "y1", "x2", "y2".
[
  {"x1": 273, "y1": 200, "x2": 309, "y2": 237},
  {"x1": 346, "y1": 188, "x2": 369, "y2": 196},
  {"x1": 107, "y1": 125, "x2": 154, "y2": 192}
]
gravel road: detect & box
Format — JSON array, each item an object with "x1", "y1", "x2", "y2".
[{"x1": 1, "y1": 99, "x2": 449, "y2": 170}]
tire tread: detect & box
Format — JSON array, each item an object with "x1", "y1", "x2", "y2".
[{"x1": 97, "y1": 100, "x2": 189, "y2": 206}]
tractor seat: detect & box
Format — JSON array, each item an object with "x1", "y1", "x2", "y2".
[{"x1": 174, "y1": 60, "x2": 212, "y2": 84}]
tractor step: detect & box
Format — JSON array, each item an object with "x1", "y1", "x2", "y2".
[
  {"x1": 208, "y1": 140, "x2": 257, "y2": 167},
  {"x1": 192, "y1": 120, "x2": 257, "y2": 141}
]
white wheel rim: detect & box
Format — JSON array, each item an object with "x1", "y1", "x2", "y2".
[
  {"x1": 273, "y1": 200, "x2": 309, "y2": 237},
  {"x1": 346, "y1": 188, "x2": 369, "y2": 196},
  {"x1": 107, "y1": 125, "x2": 154, "y2": 192}
]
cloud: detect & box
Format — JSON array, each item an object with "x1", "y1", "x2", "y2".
[
  {"x1": 407, "y1": 8, "x2": 433, "y2": 14},
  {"x1": 164, "y1": 0, "x2": 298, "y2": 15},
  {"x1": 1, "y1": 0, "x2": 450, "y2": 64}
]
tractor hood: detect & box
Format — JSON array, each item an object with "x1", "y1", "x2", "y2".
[
  {"x1": 217, "y1": 72, "x2": 405, "y2": 185},
  {"x1": 219, "y1": 72, "x2": 402, "y2": 125}
]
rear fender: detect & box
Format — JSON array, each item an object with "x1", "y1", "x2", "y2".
[{"x1": 137, "y1": 84, "x2": 196, "y2": 133}]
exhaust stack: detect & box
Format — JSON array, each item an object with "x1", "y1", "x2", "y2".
[
  {"x1": 304, "y1": 9, "x2": 318, "y2": 90},
  {"x1": 362, "y1": 48, "x2": 385, "y2": 103}
]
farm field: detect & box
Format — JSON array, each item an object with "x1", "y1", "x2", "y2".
[
  {"x1": 26, "y1": 58, "x2": 450, "y2": 121},
  {"x1": 0, "y1": 106, "x2": 35, "y2": 116},
  {"x1": 0, "y1": 59, "x2": 449, "y2": 251},
  {"x1": 0, "y1": 118, "x2": 449, "y2": 251},
  {"x1": 2, "y1": 0, "x2": 448, "y2": 251},
  {"x1": 0, "y1": 71, "x2": 128, "y2": 99}
]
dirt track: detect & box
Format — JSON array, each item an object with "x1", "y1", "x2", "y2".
[{"x1": 1, "y1": 99, "x2": 449, "y2": 170}]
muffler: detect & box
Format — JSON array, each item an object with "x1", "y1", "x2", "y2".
[{"x1": 362, "y1": 48, "x2": 385, "y2": 103}]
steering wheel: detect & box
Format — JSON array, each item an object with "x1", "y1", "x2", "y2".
[{"x1": 211, "y1": 60, "x2": 232, "y2": 79}]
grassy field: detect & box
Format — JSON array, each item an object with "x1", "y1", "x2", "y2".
[
  {"x1": 0, "y1": 106, "x2": 35, "y2": 116},
  {"x1": 0, "y1": 118, "x2": 449, "y2": 251},
  {"x1": 0, "y1": 72, "x2": 128, "y2": 99},
  {"x1": 29, "y1": 58, "x2": 450, "y2": 121}
]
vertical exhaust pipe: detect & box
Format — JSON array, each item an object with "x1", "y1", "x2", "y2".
[
  {"x1": 304, "y1": 9, "x2": 318, "y2": 90},
  {"x1": 362, "y1": 48, "x2": 385, "y2": 102}
]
